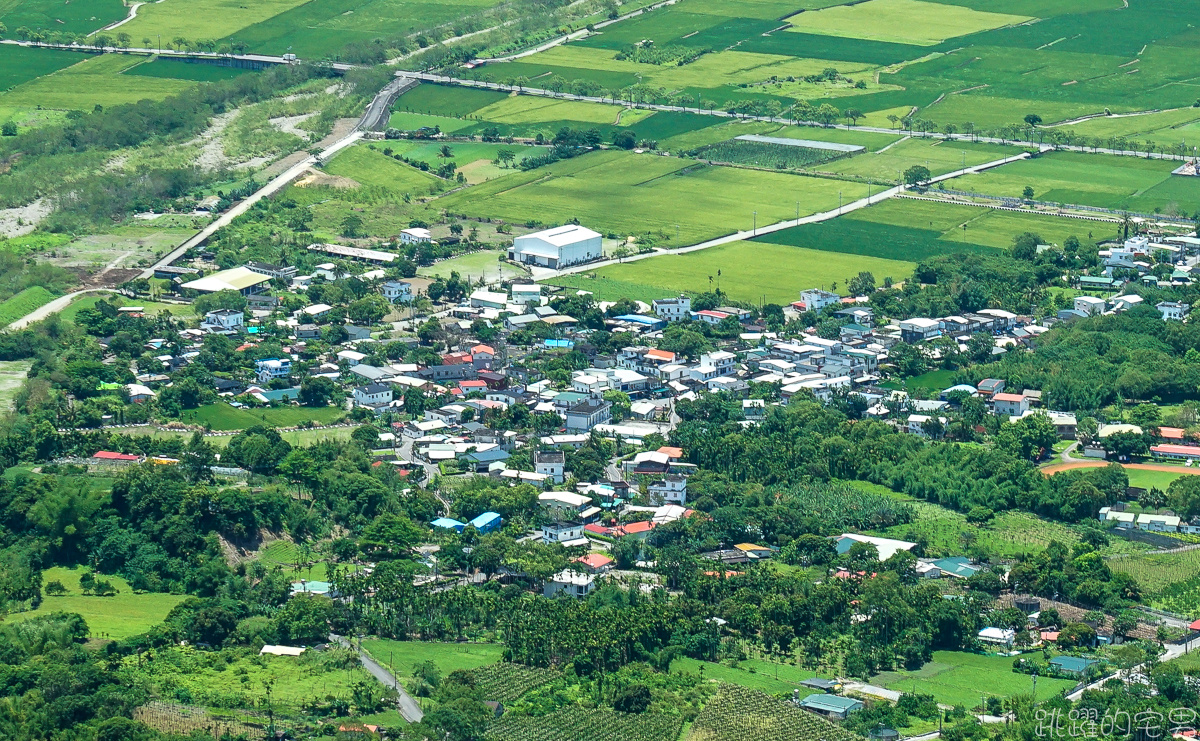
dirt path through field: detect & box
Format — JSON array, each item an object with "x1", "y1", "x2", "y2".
[{"x1": 1040, "y1": 460, "x2": 1200, "y2": 475}]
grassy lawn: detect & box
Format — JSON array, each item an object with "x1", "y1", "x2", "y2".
[
  {"x1": 1124, "y1": 468, "x2": 1196, "y2": 491},
  {"x1": 785, "y1": 0, "x2": 1031, "y2": 45},
  {"x1": 417, "y1": 249, "x2": 528, "y2": 282},
  {"x1": 178, "y1": 403, "x2": 346, "y2": 431},
  {"x1": 362, "y1": 640, "x2": 505, "y2": 681},
  {"x1": 377, "y1": 140, "x2": 541, "y2": 185},
  {"x1": 439, "y1": 149, "x2": 869, "y2": 246},
  {"x1": 0, "y1": 54, "x2": 196, "y2": 110},
  {"x1": 4, "y1": 566, "x2": 186, "y2": 641},
  {"x1": 548, "y1": 240, "x2": 912, "y2": 304},
  {"x1": 878, "y1": 368, "x2": 959, "y2": 392},
  {"x1": 671, "y1": 657, "x2": 829, "y2": 694},
  {"x1": 873, "y1": 651, "x2": 1075, "y2": 707},
  {"x1": 0, "y1": 360, "x2": 31, "y2": 412}
]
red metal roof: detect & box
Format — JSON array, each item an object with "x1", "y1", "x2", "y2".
[{"x1": 92, "y1": 451, "x2": 139, "y2": 461}]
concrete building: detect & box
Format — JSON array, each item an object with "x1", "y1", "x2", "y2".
[
  {"x1": 544, "y1": 569, "x2": 596, "y2": 598},
  {"x1": 648, "y1": 475, "x2": 687, "y2": 505},
  {"x1": 653, "y1": 295, "x2": 692, "y2": 322},
  {"x1": 796, "y1": 289, "x2": 841, "y2": 313},
  {"x1": 255, "y1": 358, "x2": 291, "y2": 382},
  {"x1": 565, "y1": 398, "x2": 612, "y2": 432},
  {"x1": 534, "y1": 450, "x2": 566, "y2": 484},
  {"x1": 400, "y1": 227, "x2": 432, "y2": 244},
  {"x1": 1074, "y1": 296, "x2": 1106, "y2": 316},
  {"x1": 510, "y1": 224, "x2": 602, "y2": 269},
  {"x1": 1157, "y1": 301, "x2": 1190, "y2": 321},
  {"x1": 202, "y1": 309, "x2": 243, "y2": 330},
  {"x1": 381, "y1": 281, "x2": 413, "y2": 303},
  {"x1": 353, "y1": 383, "x2": 393, "y2": 407}
]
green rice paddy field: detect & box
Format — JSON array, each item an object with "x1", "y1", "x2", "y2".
[
  {"x1": 549, "y1": 240, "x2": 911, "y2": 304},
  {"x1": 951, "y1": 151, "x2": 1200, "y2": 213},
  {"x1": 177, "y1": 403, "x2": 346, "y2": 431},
  {"x1": 438, "y1": 148, "x2": 869, "y2": 245},
  {"x1": 0, "y1": 54, "x2": 196, "y2": 110},
  {"x1": 874, "y1": 651, "x2": 1076, "y2": 707},
  {"x1": 0, "y1": 0, "x2": 126, "y2": 35}
]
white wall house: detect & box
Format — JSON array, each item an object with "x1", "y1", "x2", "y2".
[
  {"x1": 510, "y1": 225, "x2": 602, "y2": 269},
  {"x1": 1157, "y1": 301, "x2": 1190, "y2": 321},
  {"x1": 255, "y1": 358, "x2": 291, "y2": 382},
  {"x1": 797, "y1": 289, "x2": 840, "y2": 313},
  {"x1": 1074, "y1": 296, "x2": 1106, "y2": 316},
  {"x1": 533, "y1": 450, "x2": 566, "y2": 484},
  {"x1": 400, "y1": 227, "x2": 432, "y2": 244},
  {"x1": 353, "y1": 384, "x2": 393, "y2": 407},
  {"x1": 649, "y1": 476, "x2": 687, "y2": 505},
  {"x1": 381, "y1": 281, "x2": 412, "y2": 303},
  {"x1": 653, "y1": 295, "x2": 692, "y2": 322}
]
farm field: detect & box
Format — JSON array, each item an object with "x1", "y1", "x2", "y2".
[
  {"x1": 417, "y1": 250, "x2": 528, "y2": 282},
  {"x1": 439, "y1": 149, "x2": 869, "y2": 245},
  {"x1": 470, "y1": 94, "x2": 654, "y2": 127},
  {"x1": 119, "y1": 0, "x2": 313, "y2": 44},
  {"x1": 1058, "y1": 108, "x2": 1200, "y2": 151},
  {"x1": 487, "y1": 708, "x2": 681, "y2": 741},
  {"x1": 873, "y1": 651, "x2": 1075, "y2": 707},
  {"x1": 0, "y1": 286, "x2": 57, "y2": 327},
  {"x1": 808, "y1": 138, "x2": 1021, "y2": 181},
  {"x1": 0, "y1": 360, "x2": 31, "y2": 411},
  {"x1": 784, "y1": 0, "x2": 1032, "y2": 46},
  {"x1": 362, "y1": 640, "x2": 505, "y2": 681},
  {"x1": 950, "y1": 151, "x2": 1200, "y2": 212},
  {"x1": 322, "y1": 143, "x2": 447, "y2": 194},
  {"x1": 177, "y1": 403, "x2": 346, "y2": 431},
  {"x1": 0, "y1": 0, "x2": 126, "y2": 35},
  {"x1": 220, "y1": 0, "x2": 503, "y2": 57},
  {"x1": 690, "y1": 685, "x2": 860, "y2": 741},
  {"x1": 548, "y1": 240, "x2": 912, "y2": 304},
  {"x1": 52, "y1": 227, "x2": 196, "y2": 273},
  {"x1": 1109, "y1": 548, "x2": 1200, "y2": 597},
  {"x1": 379, "y1": 140, "x2": 542, "y2": 184},
  {"x1": 123, "y1": 57, "x2": 259, "y2": 82},
  {"x1": 387, "y1": 111, "x2": 477, "y2": 133},
  {"x1": 0, "y1": 45, "x2": 90, "y2": 91},
  {"x1": 672, "y1": 657, "x2": 827, "y2": 694},
  {"x1": 0, "y1": 54, "x2": 195, "y2": 110},
  {"x1": 4, "y1": 566, "x2": 186, "y2": 641}
]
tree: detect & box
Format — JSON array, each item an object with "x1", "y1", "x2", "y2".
[
  {"x1": 995, "y1": 414, "x2": 1057, "y2": 461},
  {"x1": 359, "y1": 513, "x2": 426, "y2": 560},
  {"x1": 225, "y1": 426, "x2": 292, "y2": 474},
  {"x1": 1168, "y1": 475, "x2": 1200, "y2": 519},
  {"x1": 1, "y1": 121, "x2": 16, "y2": 137},
  {"x1": 1023, "y1": 113, "x2": 1042, "y2": 128},
  {"x1": 341, "y1": 213, "x2": 364, "y2": 238},
  {"x1": 1022, "y1": 185, "x2": 1035, "y2": 200},
  {"x1": 845, "y1": 108, "x2": 864, "y2": 125},
  {"x1": 299, "y1": 376, "x2": 336, "y2": 407},
  {"x1": 613, "y1": 683, "x2": 651, "y2": 713},
  {"x1": 903, "y1": 165, "x2": 931, "y2": 187},
  {"x1": 1010, "y1": 231, "x2": 1042, "y2": 261},
  {"x1": 848, "y1": 271, "x2": 875, "y2": 296},
  {"x1": 966, "y1": 506, "x2": 995, "y2": 526},
  {"x1": 181, "y1": 430, "x2": 216, "y2": 483}
]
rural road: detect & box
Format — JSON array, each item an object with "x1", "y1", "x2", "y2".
[
  {"x1": 1066, "y1": 632, "x2": 1200, "y2": 701},
  {"x1": 331, "y1": 634, "x2": 425, "y2": 722},
  {"x1": 475, "y1": 0, "x2": 682, "y2": 63},
  {"x1": 395, "y1": 71, "x2": 1196, "y2": 163},
  {"x1": 6, "y1": 289, "x2": 118, "y2": 330},
  {"x1": 1040, "y1": 460, "x2": 1200, "y2": 476},
  {"x1": 530, "y1": 150, "x2": 1032, "y2": 280}
]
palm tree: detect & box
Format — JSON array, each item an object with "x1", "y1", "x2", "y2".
[{"x1": 438, "y1": 144, "x2": 453, "y2": 158}]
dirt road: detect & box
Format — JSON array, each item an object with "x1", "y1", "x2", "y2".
[{"x1": 1040, "y1": 460, "x2": 1200, "y2": 475}]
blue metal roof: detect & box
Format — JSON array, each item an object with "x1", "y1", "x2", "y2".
[
  {"x1": 469, "y1": 511, "x2": 502, "y2": 528},
  {"x1": 431, "y1": 517, "x2": 465, "y2": 530}
]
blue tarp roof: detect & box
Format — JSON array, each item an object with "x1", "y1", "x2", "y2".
[{"x1": 614, "y1": 314, "x2": 664, "y2": 325}]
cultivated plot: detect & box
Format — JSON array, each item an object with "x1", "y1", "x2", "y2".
[
  {"x1": 0, "y1": 54, "x2": 194, "y2": 109},
  {"x1": 784, "y1": 0, "x2": 1032, "y2": 46}
]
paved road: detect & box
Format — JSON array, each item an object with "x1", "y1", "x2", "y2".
[
  {"x1": 331, "y1": 634, "x2": 424, "y2": 722},
  {"x1": 475, "y1": 0, "x2": 681, "y2": 63},
  {"x1": 0, "y1": 39, "x2": 358, "y2": 71},
  {"x1": 6, "y1": 289, "x2": 118, "y2": 330},
  {"x1": 528, "y1": 150, "x2": 1031, "y2": 280},
  {"x1": 395, "y1": 71, "x2": 1194, "y2": 162},
  {"x1": 1066, "y1": 633, "x2": 1200, "y2": 701}
]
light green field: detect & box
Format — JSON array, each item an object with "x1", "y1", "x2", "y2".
[
  {"x1": 920, "y1": 94, "x2": 1106, "y2": 130},
  {"x1": 874, "y1": 651, "x2": 1075, "y2": 707},
  {"x1": 812, "y1": 138, "x2": 1020, "y2": 180},
  {"x1": 381, "y1": 140, "x2": 541, "y2": 185},
  {"x1": 120, "y1": 0, "x2": 312, "y2": 43},
  {"x1": 417, "y1": 249, "x2": 527, "y2": 281},
  {"x1": 526, "y1": 45, "x2": 877, "y2": 92},
  {"x1": 0, "y1": 360, "x2": 31, "y2": 412},
  {"x1": 323, "y1": 143, "x2": 446, "y2": 193},
  {"x1": 178, "y1": 403, "x2": 346, "y2": 431},
  {"x1": 0, "y1": 286, "x2": 57, "y2": 327},
  {"x1": 856, "y1": 197, "x2": 1117, "y2": 249},
  {"x1": 951, "y1": 151, "x2": 1180, "y2": 209},
  {"x1": 672, "y1": 657, "x2": 826, "y2": 694},
  {"x1": 362, "y1": 640, "x2": 505, "y2": 680},
  {"x1": 1124, "y1": 467, "x2": 1197, "y2": 491},
  {"x1": 785, "y1": 0, "x2": 1032, "y2": 45},
  {"x1": 1059, "y1": 108, "x2": 1200, "y2": 150},
  {"x1": 5, "y1": 566, "x2": 186, "y2": 641},
  {"x1": 470, "y1": 94, "x2": 653, "y2": 126},
  {"x1": 386, "y1": 111, "x2": 476, "y2": 133},
  {"x1": 548, "y1": 240, "x2": 912, "y2": 303},
  {"x1": 439, "y1": 149, "x2": 869, "y2": 245},
  {"x1": 0, "y1": 54, "x2": 195, "y2": 110}
]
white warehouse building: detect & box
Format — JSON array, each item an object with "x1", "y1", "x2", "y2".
[{"x1": 510, "y1": 225, "x2": 602, "y2": 269}]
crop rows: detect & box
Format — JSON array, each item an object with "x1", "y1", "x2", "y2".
[
  {"x1": 485, "y1": 708, "x2": 681, "y2": 741},
  {"x1": 1109, "y1": 548, "x2": 1200, "y2": 596},
  {"x1": 469, "y1": 663, "x2": 560, "y2": 702},
  {"x1": 690, "y1": 685, "x2": 861, "y2": 741},
  {"x1": 693, "y1": 139, "x2": 846, "y2": 170}
]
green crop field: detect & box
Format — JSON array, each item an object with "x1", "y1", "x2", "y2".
[
  {"x1": 809, "y1": 138, "x2": 1022, "y2": 181},
  {"x1": 396, "y1": 84, "x2": 509, "y2": 118},
  {"x1": 120, "y1": 0, "x2": 313, "y2": 45},
  {"x1": 1, "y1": 54, "x2": 195, "y2": 109},
  {"x1": 952, "y1": 151, "x2": 1200, "y2": 212},
  {"x1": 439, "y1": 149, "x2": 868, "y2": 245},
  {"x1": 387, "y1": 111, "x2": 476, "y2": 133},
  {"x1": 548, "y1": 240, "x2": 912, "y2": 304},
  {"x1": 323, "y1": 143, "x2": 447, "y2": 193},
  {"x1": 0, "y1": 45, "x2": 90, "y2": 91},
  {"x1": 1110, "y1": 548, "x2": 1200, "y2": 596},
  {"x1": 470, "y1": 94, "x2": 654, "y2": 127},
  {"x1": 0, "y1": 0, "x2": 127, "y2": 35},
  {"x1": 5, "y1": 566, "x2": 186, "y2": 641},
  {"x1": 0, "y1": 286, "x2": 57, "y2": 327},
  {"x1": 177, "y1": 403, "x2": 346, "y2": 431},
  {"x1": 123, "y1": 57, "x2": 258, "y2": 82},
  {"x1": 1059, "y1": 108, "x2": 1200, "y2": 150},
  {"x1": 363, "y1": 640, "x2": 505, "y2": 680},
  {"x1": 694, "y1": 138, "x2": 848, "y2": 169},
  {"x1": 219, "y1": 0, "x2": 503, "y2": 57},
  {"x1": 875, "y1": 651, "x2": 1076, "y2": 707},
  {"x1": 376, "y1": 140, "x2": 541, "y2": 184},
  {"x1": 672, "y1": 657, "x2": 828, "y2": 694},
  {"x1": 785, "y1": 0, "x2": 1031, "y2": 45}
]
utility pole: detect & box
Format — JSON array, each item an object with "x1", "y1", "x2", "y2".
[{"x1": 752, "y1": 211, "x2": 757, "y2": 235}]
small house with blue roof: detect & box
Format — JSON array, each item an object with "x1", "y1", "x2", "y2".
[
  {"x1": 469, "y1": 511, "x2": 502, "y2": 534},
  {"x1": 431, "y1": 517, "x2": 466, "y2": 533}
]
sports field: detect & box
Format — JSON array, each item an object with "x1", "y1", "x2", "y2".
[
  {"x1": 547, "y1": 240, "x2": 913, "y2": 304},
  {"x1": 5, "y1": 566, "x2": 186, "y2": 641},
  {"x1": 952, "y1": 151, "x2": 1200, "y2": 213},
  {"x1": 874, "y1": 651, "x2": 1076, "y2": 707},
  {"x1": 438, "y1": 149, "x2": 869, "y2": 245}
]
